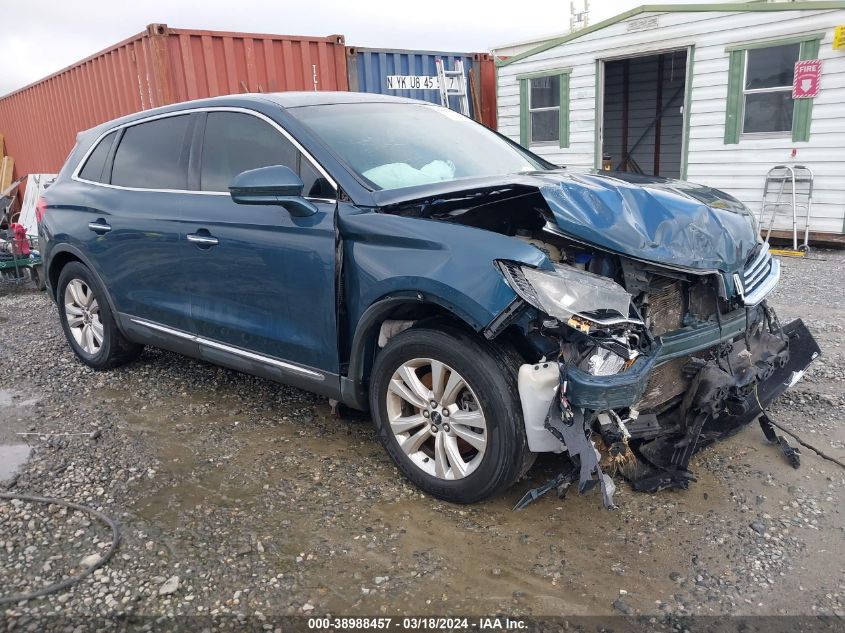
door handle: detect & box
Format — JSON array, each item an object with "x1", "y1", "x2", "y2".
[
  {"x1": 187, "y1": 233, "x2": 219, "y2": 247},
  {"x1": 88, "y1": 220, "x2": 112, "y2": 233}
]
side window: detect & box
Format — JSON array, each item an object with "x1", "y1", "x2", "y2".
[
  {"x1": 78, "y1": 130, "x2": 118, "y2": 182},
  {"x1": 299, "y1": 157, "x2": 335, "y2": 199},
  {"x1": 200, "y1": 112, "x2": 298, "y2": 192},
  {"x1": 742, "y1": 43, "x2": 799, "y2": 134},
  {"x1": 725, "y1": 39, "x2": 819, "y2": 144},
  {"x1": 528, "y1": 75, "x2": 560, "y2": 143},
  {"x1": 519, "y1": 71, "x2": 570, "y2": 149},
  {"x1": 111, "y1": 115, "x2": 192, "y2": 189}
]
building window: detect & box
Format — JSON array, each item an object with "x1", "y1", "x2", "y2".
[
  {"x1": 742, "y1": 43, "x2": 799, "y2": 134},
  {"x1": 724, "y1": 35, "x2": 820, "y2": 144},
  {"x1": 519, "y1": 70, "x2": 570, "y2": 149},
  {"x1": 529, "y1": 75, "x2": 560, "y2": 143}
]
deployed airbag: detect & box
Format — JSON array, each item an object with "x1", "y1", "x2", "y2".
[{"x1": 364, "y1": 160, "x2": 456, "y2": 190}]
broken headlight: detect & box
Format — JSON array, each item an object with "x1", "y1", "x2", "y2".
[{"x1": 498, "y1": 260, "x2": 633, "y2": 322}]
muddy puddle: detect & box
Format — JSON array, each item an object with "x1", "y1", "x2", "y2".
[
  {"x1": 0, "y1": 443, "x2": 31, "y2": 480},
  {"x1": 0, "y1": 388, "x2": 41, "y2": 410},
  {"x1": 0, "y1": 388, "x2": 39, "y2": 479},
  {"x1": 113, "y1": 383, "x2": 798, "y2": 616}
]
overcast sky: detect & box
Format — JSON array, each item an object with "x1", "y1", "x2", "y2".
[{"x1": 1, "y1": 0, "x2": 732, "y2": 96}]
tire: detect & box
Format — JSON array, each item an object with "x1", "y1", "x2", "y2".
[
  {"x1": 369, "y1": 325, "x2": 533, "y2": 504},
  {"x1": 57, "y1": 262, "x2": 142, "y2": 369}
]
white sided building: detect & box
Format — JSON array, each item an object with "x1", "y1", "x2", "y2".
[{"x1": 495, "y1": 2, "x2": 845, "y2": 241}]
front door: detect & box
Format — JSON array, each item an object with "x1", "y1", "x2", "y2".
[{"x1": 183, "y1": 110, "x2": 339, "y2": 375}]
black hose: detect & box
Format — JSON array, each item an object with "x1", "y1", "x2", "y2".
[
  {"x1": 0, "y1": 492, "x2": 121, "y2": 605},
  {"x1": 765, "y1": 418, "x2": 845, "y2": 470},
  {"x1": 753, "y1": 384, "x2": 845, "y2": 471}
]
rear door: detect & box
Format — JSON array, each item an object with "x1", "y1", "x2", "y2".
[
  {"x1": 81, "y1": 112, "x2": 200, "y2": 333},
  {"x1": 183, "y1": 109, "x2": 340, "y2": 375}
]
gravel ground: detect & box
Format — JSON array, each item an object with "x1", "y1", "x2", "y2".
[{"x1": 1, "y1": 250, "x2": 844, "y2": 627}]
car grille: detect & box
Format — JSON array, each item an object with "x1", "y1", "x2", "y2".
[{"x1": 737, "y1": 242, "x2": 780, "y2": 306}]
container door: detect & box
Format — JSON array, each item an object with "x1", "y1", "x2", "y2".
[{"x1": 185, "y1": 110, "x2": 339, "y2": 375}]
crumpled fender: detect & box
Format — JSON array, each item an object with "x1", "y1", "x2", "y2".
[{"x1": 338, "y1": 207, "x2": 548, "y2": 334}]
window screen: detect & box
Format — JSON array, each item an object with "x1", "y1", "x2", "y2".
[
  {"x1": 78, "y1": 130, "x2": 117, "y2": 182},
  {"x1": 111, "y1": 115, "x2": 192, "y2": 189},
  {"x1": 742, "y1": 43, "x2": 799, "y2": 134},
  {"x1": 200, "y1": 112, "x2": 298, "y2": 192}
]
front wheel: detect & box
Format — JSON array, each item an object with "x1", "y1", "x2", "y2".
[{"x1": 369, "y1": 326, "x2": 533, "y2": 504}]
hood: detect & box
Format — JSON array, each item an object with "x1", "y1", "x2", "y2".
[
  {"x1": 539, "y1": 170, "x2": 758, "y2": 273},
  {"x1": 374, "y1": 170, "x2": 759, "y2": 274}
]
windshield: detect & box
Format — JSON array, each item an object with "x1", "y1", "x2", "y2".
[{"x1": 291, "y1": 102, "x2": 549, "y2": 191}]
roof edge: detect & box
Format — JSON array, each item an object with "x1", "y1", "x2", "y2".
[{"x1": 496, "y1": 2, "x2": 845, "y2": 67}]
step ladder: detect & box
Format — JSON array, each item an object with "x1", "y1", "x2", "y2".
[
  {"x1": 760, "y1": 165, "x2": 814, "y2": 255},
  {"x1": 435, "y1": 59, "x2": 470, "y2": 116}
]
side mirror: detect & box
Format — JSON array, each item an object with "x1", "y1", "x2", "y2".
[{"x1": 228, "y1": 165, "x2": 318, "y2": 217}]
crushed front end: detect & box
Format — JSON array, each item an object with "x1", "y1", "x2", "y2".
[
  {"x1": 496, "y1": 241, "x2": 820, "y2": 509},
  {"x1": 375, "y1": 171, "x2": 822, "y2": 508}
]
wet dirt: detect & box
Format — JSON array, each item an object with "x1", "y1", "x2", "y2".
[{"x1": 115, "y1": 378, "x2": 842, "y2": 617}]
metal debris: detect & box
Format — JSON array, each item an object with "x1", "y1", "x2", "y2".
[{"x1": 759, "y1": 414, "x2": 801, "y2": 468}]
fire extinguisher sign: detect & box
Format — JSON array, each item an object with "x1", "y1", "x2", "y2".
[{"x1": 793, "y1": 59, "x2": 822, "y2": 99}]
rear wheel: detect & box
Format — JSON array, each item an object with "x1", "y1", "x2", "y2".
[
  {"x1": 57, "y1": 262, "x2": 142, "y2": 369},
  {"x1": 370, "y1": 326, "x2": 533, "y2": 504}
]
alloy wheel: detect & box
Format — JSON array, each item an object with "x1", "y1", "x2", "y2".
[
  {"x1": 385, "y1": 358, "x2": 487, "y2": 480},
  {"x1": 64, "y1": 279, "x2": 103, "y2": 355}
]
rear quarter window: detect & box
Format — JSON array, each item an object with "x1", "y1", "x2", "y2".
[
  {"x1": 111, "y1": 115, "x2": 193, "y2": 190},
  {"x1": 78, "y1": 130, "x2": 118, "y2": 182}
]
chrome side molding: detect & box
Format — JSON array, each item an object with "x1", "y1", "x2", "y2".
[{"x1": 128, "y1": 317, "x2": 325, "y2": 380}]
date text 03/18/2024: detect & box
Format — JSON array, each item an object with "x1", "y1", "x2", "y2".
[{"x1": 306, "y1": 617, "x2": 527, "y2": 630}]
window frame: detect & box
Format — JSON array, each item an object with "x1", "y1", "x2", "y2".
[
  {"x1": 197, "y1": 110, "x2": 299, "y2": 195},
  {"x1": 528, "y1": 75, "x2": 561, "y2": 146},
  {"x1": 108, "y1": 112, "x2": 196, "y2": 191},
  {"x1": 72, "y1": 106, "x2": 338, "y2": 201},
  {"x1": 77, "y1": 130, "x2": 120, "y2": 183},
  {"x1": 739, "y1": 44, "x2": 799, "y2": 138},
  {"x1": 518, "y1": 68, "x2": 571, "y2": 150},
  {"x1": 723, "y1": 34, "x2": 822, "y2": 145}
]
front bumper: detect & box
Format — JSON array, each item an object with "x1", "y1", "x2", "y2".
[
  {"x1": 630, "y1": 317, "x2": 820, "y2": 491},
  {"x1": 562, "y1": 307, "x2": 754, "y2": 410},
  {"x1": 517, "y1": 313, "x2": 820, "y2": 506}
]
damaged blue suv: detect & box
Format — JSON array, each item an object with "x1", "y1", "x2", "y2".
[{"x1": 40, "y1": 93, "x2": 819, "y2": 507}]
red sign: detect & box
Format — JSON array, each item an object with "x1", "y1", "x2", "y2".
[{"x1": 793, "y1": 59, "x2": 822, "y2": 99}]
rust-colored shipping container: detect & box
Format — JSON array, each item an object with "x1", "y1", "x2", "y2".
[{"x1": 0, "y1": 24, "x2": 348, "y2": 176}]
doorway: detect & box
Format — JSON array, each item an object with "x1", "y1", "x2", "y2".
[{"x1": 601, "y1": 49, "x2": 688, "y2": 179}]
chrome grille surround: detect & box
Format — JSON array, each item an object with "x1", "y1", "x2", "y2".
[{"x1": 735, "y1": 242, "x2": 780, "y2": 306}]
